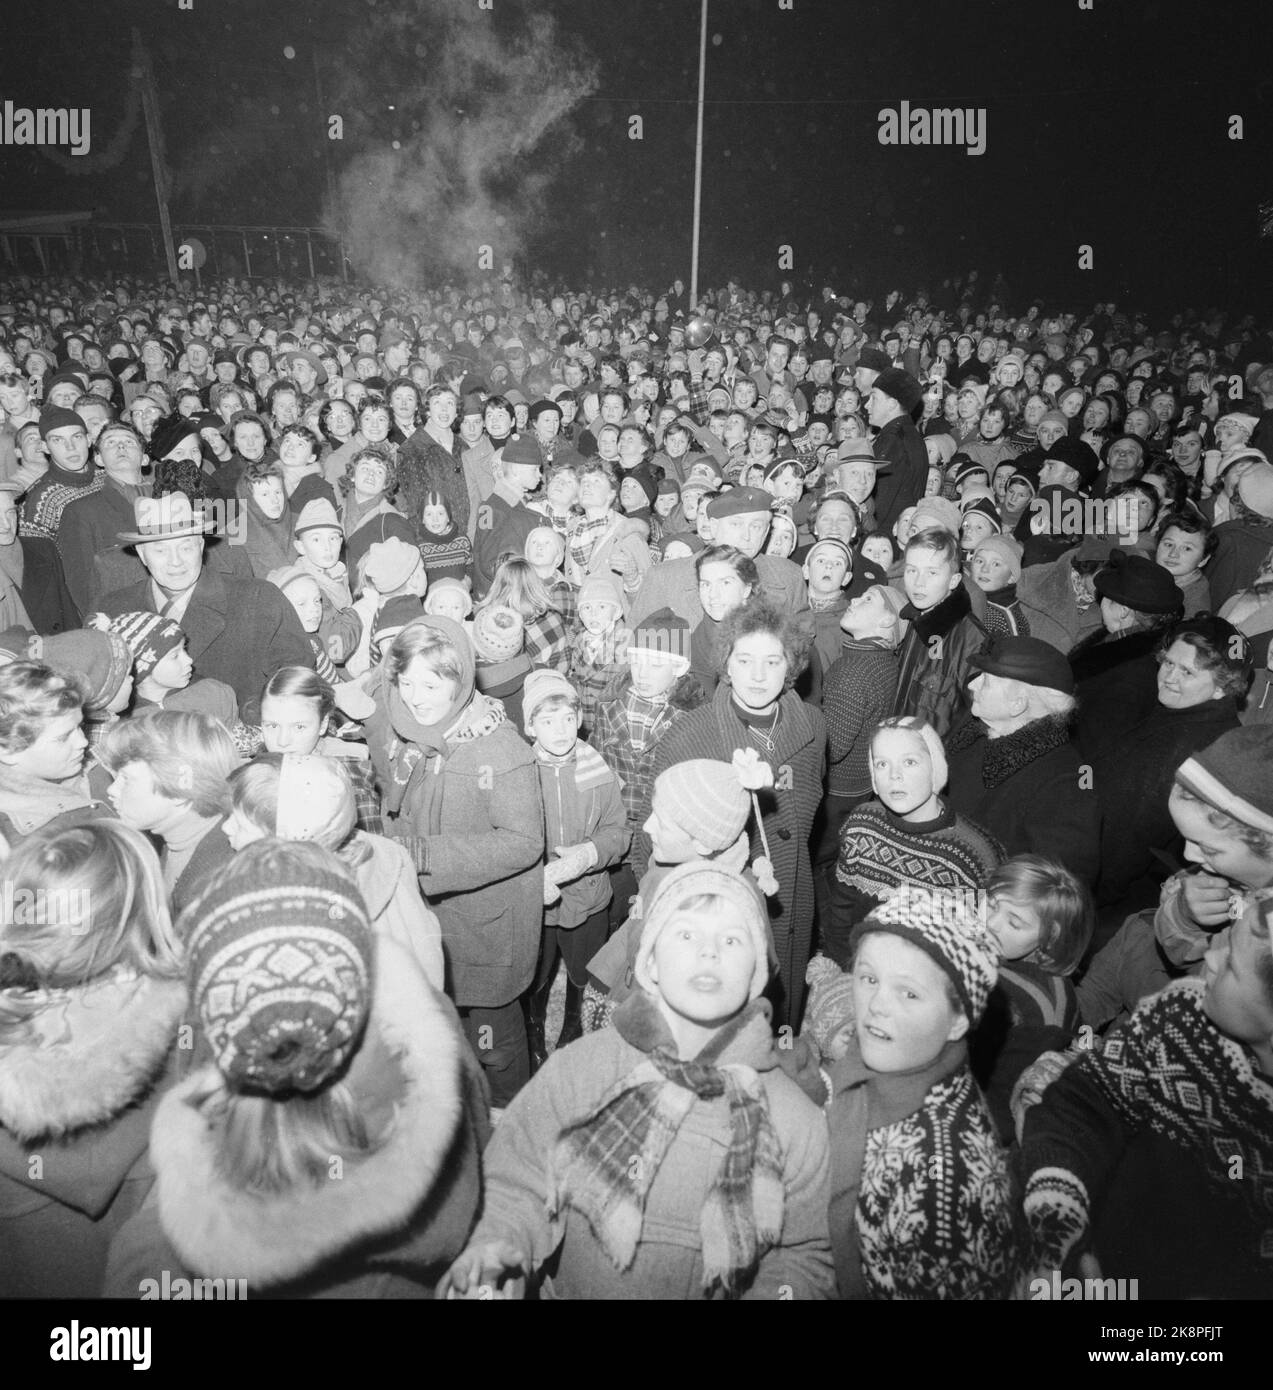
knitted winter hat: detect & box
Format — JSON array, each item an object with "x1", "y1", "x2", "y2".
[
  {"x1": 952, "y1": 457, "x2": 990, "y2": 487},
  {"x1": 1175, "y1": 727, "x2": 1273, "y2": 836},
  {"x1": 523, "y1": 669, "x2": 579, "y2": 730},
  {"x1": 1236, "y1": 462, "x2": 1273, "y2": 520},
  {"x1": 635, "y1": 860, "x2": 772, "y2": 1002},
  {"x1": 422, "y1": 575, "x2": 473, "y2": 617},
  {"x1": 182, "y1": 839, "x2": 373, "y2": 1096},
  {"x1": 363, "y1": 536, "x2": 422, "y2": 594},
  {"x1": 371, "y1": 595, "x2": 425, "y2": 656},
  {"x1": 501, "y1": 433, "x2": 542, "y2": 469},
  {"x1": 265, "y1": 564, "x2": 314, "y2": 596},
  {"x1": 972, "y1": 534, "x2": 1022, "y2": 582},
  {"x1": 38, "y1": 405, "x2": 84, "y2": 441},
  {"x1": 106, "y1": 610, "x2": 185, "y2": 678},
  {"x1": 805, "y1": 537, "x2": 852, "y2": 571},
  {"x1": 850, "y1": 884, "x2": 999, "y2": 1025},
  {"x1": 961, "y1": 496, "x2": 1002, "y2": 533},
  {"x1": 870, "y1": 715, "x2": 948, "y2": 793},
  {"x1": 578, "y1": 571, "x2": 625, "y2": 612},
  {"x1": 804, "y1": 954, "x2": 856, "y2": 1059},
  {"x1": 472, "y1": 603, "x2": 525, "y2": 662},
  {"x1": 631, "y1": 606, "x2": 692, "y2": 662},
  {"x1": 652, "y1": 760, "x2": 750, "y2": 851},
  {"x1": 908, "y1": 496, "x2": 962, "y2": 536},
  {"x1": 39, "y1": 629, "x2": 133, "y2": 710}
]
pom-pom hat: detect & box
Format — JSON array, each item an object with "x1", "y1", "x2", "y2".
[{"x1": 182, "y1": 840, "x2": 373, "y2": 1096}]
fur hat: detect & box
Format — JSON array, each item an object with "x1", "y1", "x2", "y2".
[
  {"x1": 635, "y1": 860, "x2": 772, "y2": 1002},
  {"x1": 851, "y1": 884, "x2": 999, "y2": 1025},
  {"x1": 652, "y1": 759, "x2": 749, "y2": 851},
  {"x1": 871, "y1": 368, "x2": 923, "y2": 415},
  {"x1": 181, "y1": 840, "x2": 373, "y2": 1096}
]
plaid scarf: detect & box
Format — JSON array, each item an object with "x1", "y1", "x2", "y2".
[{"x1": 547, "y1": 992, "x2": 785, "y2": 1295}]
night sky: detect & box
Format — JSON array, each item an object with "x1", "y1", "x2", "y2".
[{"x1": 2, "y1": 0, "x2": 1270, "y2": 313}]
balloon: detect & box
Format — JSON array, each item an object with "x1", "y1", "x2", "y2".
[{"x1": 684, "y1": 315, "x2": 717, "y2": 350}]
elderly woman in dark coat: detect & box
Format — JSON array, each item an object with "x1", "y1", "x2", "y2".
[
  {"x1": 649, "y1": 595, "x2": 826, "y2": 1029},
  {"x1": 1069, "y1": 548, "x2": 1184, "y2": 763},
  {"x1": 946, "y1": 636, "x2": 1101, "y2": 884},
  {"x1": 364, "y1": 615, "x2": 544, "y2": 1105},
  {"x1": 1091, "y1": 616, "x2": 1249, "y2": 938}
]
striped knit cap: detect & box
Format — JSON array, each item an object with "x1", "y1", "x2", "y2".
[
  {"x1": 851, "y1": 883, "x2": 999, "y2": 1024},
  {"x1": 181, "y1": 840, "x2": 372, "y2": 1096},
  {"x1": 107, "y1": 611, "x2": 185, "y2": 678},
  {"x1": 653, "y1": 759, "x2": 749, "y2": 852}
]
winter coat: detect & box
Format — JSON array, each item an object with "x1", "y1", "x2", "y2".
[
  {"x1": 398, "y1": 428, "x2": 470, "y2": 539},
  {"x1": 1070, "y1": 627, "x2": 1166, "y2": 764},
  {"x1": 0, "y1": 766, "x2": 102, "y2": 857},
  {"x1": 1015, "y1": 554, "x2": 1104, "y2": 654},
  {"x1": 104, "y1": 939, "x2": 489, "y2": 1298},
  {"x1": 365, "y1": 666, "x2": 545, "y2": 1009},
  {"x1": 651, "y1": 682, "x2": 826, "y2": 1028},
  {"x1": 891, "y1": 583, "x2": 987, "y2": 739},
  {"x1": 826, "y1": 1039, "x2": 1019, "y2": 1300},
  {"x1": 1018, "y1": 979, "x2": 1273, "y2": 1299},
  {"x1": 591, "y1": 670, "x2": 708, "y2": 879},
  {"x1": 1205, "y1": 518, "x2": 1273, "y2": 611},
  {"x1": 469, "y1": 994, "x2": 835, "y2": 1299},
  {"x1": 630, "y1": 553, "x2": 808, "y2": 628},
  {"x1": 98, "y1": 567, "x2": 314, "y2": 723},
  {"x1": 0, "y1": 968, "x2": 186, "y2": 1296},
  {"x1": 342, "y1": 831, "x2": 446, "y2": 991},
  {"x1": 56, "y1": 478, "x2": 148, "y2": 616},
  {"x1": 536, "y1": 740, "x2": 630, "y2": 930},
  {"x1": 871, "y1": 413, "x2": 929, "y2": 537},
  {"x1": 945, "y1": 714, "x2": 1101, "y2": 884},
  {"x1": 1093, "y1": 695, "x2": 1241, "y2": 913}
]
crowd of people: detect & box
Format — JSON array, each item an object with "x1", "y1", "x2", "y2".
[{"x1": 0, "y1": 266, "x2": 1271, "y2": 1300}]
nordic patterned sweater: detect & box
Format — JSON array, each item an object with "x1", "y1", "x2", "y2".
[
  {"x1": 855, "y1": 1067, "x2": 1020, "y2": 1300},
  {"x1": 1018, "y1": 978, "x2": 1273, "y2": 1298},
  {"x1": 825, "y1": 799, "x2": 1003, "y2": 970}
]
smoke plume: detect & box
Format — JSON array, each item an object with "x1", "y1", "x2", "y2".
[{"x1": 325, "y1": 1, "x2": 598, "y2": 285}]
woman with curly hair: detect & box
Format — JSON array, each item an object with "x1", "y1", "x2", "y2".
[{"x1": 650, "y1": 594, "x2": 826, "y2": 1026}]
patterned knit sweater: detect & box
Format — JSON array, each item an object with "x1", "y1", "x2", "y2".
[
  {"x1": 825, "y1": 800, "x2": 1003, "y2": 969},
  {"x1": 1018, "y1": 978, "x2": 1273, "y2": 1298},
  {"x1": 855, "y1": 1067, "x2": 1020, "y2": 1299}
]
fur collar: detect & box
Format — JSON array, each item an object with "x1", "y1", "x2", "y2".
[
  {"x1": 148, "y1": 939, "x2": 467, "y2": 1285},
  {"x1": 0, "y1": 969, "x2": 186, "y2": 1141},
  {"x1": 903, "y1": 581, "x2": 973, "y2": 641},
  {"x1": 980, "y1": 714, "x2": 1073, "y2": 789}
]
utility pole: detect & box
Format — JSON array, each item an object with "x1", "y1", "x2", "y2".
[
  {"x1": 689, "y1": 0, "x2": 708, "y2": 310},
  {"x1": 133, "y1": 28, "x2": 179, "y2": 283}
]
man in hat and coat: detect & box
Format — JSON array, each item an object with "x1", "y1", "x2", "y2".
[{"x1": 98, "y1": 493, "x2": 313, "y2": 721}]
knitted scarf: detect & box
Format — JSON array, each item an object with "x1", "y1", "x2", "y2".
[
  {"x1": 547, "y1": 990, "x2": 785, "y2": 1295},
  {"x1": 827, "y1": 1036, "x2": 969, "y2": 1299}
]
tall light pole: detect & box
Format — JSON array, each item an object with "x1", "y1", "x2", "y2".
[{"x1": 689, "y1": 0, "x2": 708, "y2": 310}]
